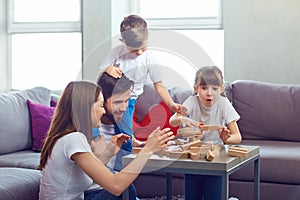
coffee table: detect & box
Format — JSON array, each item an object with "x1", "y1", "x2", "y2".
[{"x1": 122, "y1": 145, "x2": 260, "y2": 200}]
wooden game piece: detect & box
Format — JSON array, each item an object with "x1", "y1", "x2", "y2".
[
  {"x1": 228, "y1": 146, "x2": 249, "y2": 158},
  {"x1": 200, "y1": 125, "x2": 221, "y2": 131},
  {"x1": 177, "y1": 127, "x2": 193, "y2": 135},
  {"x1": 175, "y1": 138, "x2": 187, "y2": 145},
  {"x1": 193, "y1": 134, "x2": 202, "y2": 141},
  {"x1": 189, "y1": 146, "x2": 201, "y2": 153},
  {"x1": 181, "y1": 140, "x2": 202, "y2": 151},
  {"x1": 177, "y1": 127, "x2": 201, "y2": 138},
  {"x1": 132, "y1": 147, "x2": 142, "y2": 154},
  {"x1": 229, "y1": 146, "x2": 248, "y2": 152},
  {"x1": 205, "y1": 150, "x2": 215, "y2": 161},
  {"x1": 165, "y1": 150, "x2": 189, "y2": 159},
  {"x1": 189, "y1": 151, "x2": 199, "y2": 160},
  {"x1": 199, "y1": 145, "x2": 211, "y2": 154}
]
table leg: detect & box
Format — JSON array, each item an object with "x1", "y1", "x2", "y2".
[
  {"x1": 221, "y1": 174, "x2": 229, "y2": 200},
  {"x1": 166, "y1": 173, "x2": 172, "y2": 200},
  {"x1": 254, "y1": 157, "x2": 260, "y2": 200}
]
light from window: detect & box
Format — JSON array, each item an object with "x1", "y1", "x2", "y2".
[
  {"x1": 13, "y1": 0, "x2": 80, "y2": 22},
  {"x1": 138, "y1": 0, "x2": 219, "y2": 19},
  {"x1": 11, "y1": 33, "x2": 82, "y2": 90}
]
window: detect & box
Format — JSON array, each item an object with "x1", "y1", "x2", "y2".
[
  {"x1": 132, "y1": 0, "x2": 222, "y2": 29},
  {"x1": 8, "y1": 0, "x2": 82, "y2": 90},
  {"x1": 132, "y1": 0, "x2": 224, "y2": 87}
]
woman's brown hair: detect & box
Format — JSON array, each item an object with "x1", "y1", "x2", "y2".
[{"x1": 39, "y1": 81, "x2": 101, "y2": 169}]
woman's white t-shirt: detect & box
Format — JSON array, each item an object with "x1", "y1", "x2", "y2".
[
  {"x1": 183, "y1": 95, "x2": 240, "y2": 144},
  {"x1": 39, "y1": 132, "x2": 93, "y2": 200}
]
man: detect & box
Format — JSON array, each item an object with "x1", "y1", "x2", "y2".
[{"x1": 96, "y1": 72, "x2": 145, "y2": 172}]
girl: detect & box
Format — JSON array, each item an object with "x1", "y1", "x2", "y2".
[{"x1": 169, "y1": 66, "x2": 242, "y2": 200}]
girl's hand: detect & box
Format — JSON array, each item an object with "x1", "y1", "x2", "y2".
[
  {"x1": 105, "y1": 65, "x2": 122, "y2": 78},
  {"x1": 142, "y1": 127, "x2": 174, "y2": 154},
  {"x1": 219, "y1": 126, "x2": 231, "y2": 143},
  {"x1": 182, "y1": 118, "x2": 204, "y2": 128}
]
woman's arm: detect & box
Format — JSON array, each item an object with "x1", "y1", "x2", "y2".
[
  {"x1": 72, "y1": 127, "x2": 174, "y2": 196},
  {"x1": 91, "y1": 134, "x2": 130, "y2": 164}
]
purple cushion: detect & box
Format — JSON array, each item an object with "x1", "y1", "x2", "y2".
[
  {"x1": 50, "y1": 99, "x2": 57, "y2": 107},
  {"x1": 231, "y1": 80, "x2": 300, "y2": 141},
  {"x1": 27, "y1": 100, "x2": 55, "y2": 151}
]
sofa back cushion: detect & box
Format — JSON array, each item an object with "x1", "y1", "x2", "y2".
[
  {"x1": 231, "y1": 80, "x2": 300, "y2": 142},
  {"x1": 0, "y1": 87, "x2": 51, "y2": 154}
]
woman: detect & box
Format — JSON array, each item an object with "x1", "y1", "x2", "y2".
[{"x1": 39, "y1": 81, "x2": 174, "y2": 200}]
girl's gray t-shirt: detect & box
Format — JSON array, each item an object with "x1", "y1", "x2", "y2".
[{"x1": 183, "y1": 95, "x2": 240, "y2": 144}]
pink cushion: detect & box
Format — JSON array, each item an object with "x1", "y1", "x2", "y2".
[{"x1": 27, "y1": 100, "x2": 55, "y2": 151}]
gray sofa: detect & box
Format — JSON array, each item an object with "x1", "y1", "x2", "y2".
[
  {"x1": 1, "y1": 80, "x2": 299, "y2": 200},
  {"x1": 0, "y1": 87, "x2": 53, "y2": 200},
  {"x1": 133, "y1": 80, "x2": 300, "y2": 200}
]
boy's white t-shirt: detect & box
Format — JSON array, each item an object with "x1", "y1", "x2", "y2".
[
  {"x1": 183, "y1": 95, "x2": 240, "y2": 144},
  {"x1": 100, "y1": 45, "x2": 164, "y2": 98},
  {"x1": 39, "y1": 132, "x2": 93, "y2": 200}
]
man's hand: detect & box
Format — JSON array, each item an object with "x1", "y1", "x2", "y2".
[{"x1": 110, "y1": 134, "x2": 130, "y2": 154}]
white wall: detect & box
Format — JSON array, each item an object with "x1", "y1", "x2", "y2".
[
  {"x1": 82, "y1": 0, "x2": 112, "y2": 82},
  {"x1": 0, "y1": 0, "x2": 8, "y2": 92},
  {"x1": 82, "y1": 0, "x2": 131, "y2": 82},
  {"x1": 2, "y1": 0, "x2": 300, "y2": 92},
  {"x1": 224, "y1": 0, "x2": 300, "y2": 84}
]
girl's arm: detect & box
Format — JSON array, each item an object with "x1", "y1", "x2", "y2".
[
  {"x1": 169, "y1": 112, "x2": 200, "y2": 128},
  {"x1": 219, "y1": 120, "x2": 242, "y2": 144},
  {"x1": 72, "y1": 127, "x2": 174, "y2": 196}
]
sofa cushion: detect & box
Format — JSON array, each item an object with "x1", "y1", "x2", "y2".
[
  {"x1": 231, "y1": 80, "x2": 300, "y2": 141},
  {"x1": 170, "y1": 86, "x2": 193, "y2": 104},
  {"x1": 0, "y1": 87, "x2": 51, "y2": 154},
  {"x1": 27, "y1": 100, "x2": 55, "y2": 151},
  {"x1": 0, "y1": 150, "x2": 40, "y2": 169},
  {"x1": 230, "y1": 140, "x2": 300, "y2": 184},
  {"x1": 0, "y1": 167, "x2": 41, "y2": 200}
]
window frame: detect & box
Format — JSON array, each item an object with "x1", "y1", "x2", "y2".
[
  {"x1": 131, "y1": 0, "x2": 223, "y2": 30},
  {"x1": 7, "y1": 0, "x2": 81, "y2": 33},
  {"x1": 7, "y1": 0, "x2": 82, "y2": 90}
]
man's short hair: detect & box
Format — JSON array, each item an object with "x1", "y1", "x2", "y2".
[{"x1": 97, "y1": 72, "x2": 134, "y2": 100}]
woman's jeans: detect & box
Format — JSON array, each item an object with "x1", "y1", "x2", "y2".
[{"x1": 84, "y1": 184, "x2": 137, "y2": 200}]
